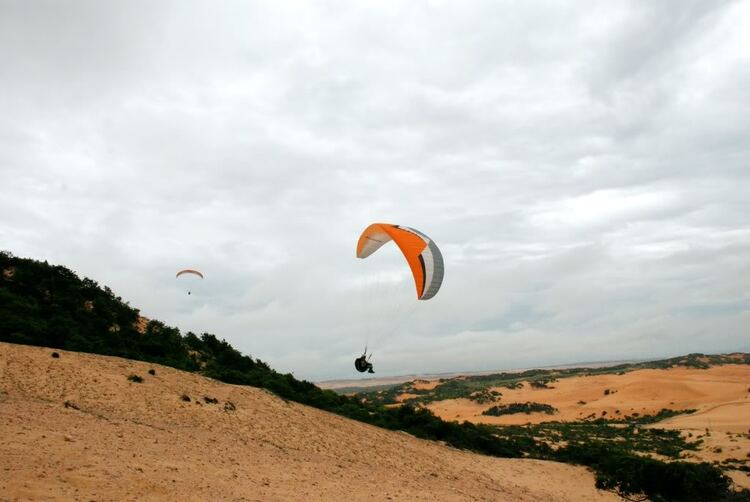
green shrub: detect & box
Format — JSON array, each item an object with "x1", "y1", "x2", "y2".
[
  {"x1": 554, "y1": 442, "x2": 737, "y2": 501},
  {"x1": 483, "y1": 402, "x2": 557, "y2": 416}
]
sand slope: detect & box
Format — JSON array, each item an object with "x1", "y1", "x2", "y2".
[
  {"x1": 0, "y1": 343, "x2": 618, "y2": 501},
  {"x1": 425, "y1": 366, "x2": 750, "y2": 427},
  {"x1": 421, "y1": 365, "x2": 750, "y2": 489}
]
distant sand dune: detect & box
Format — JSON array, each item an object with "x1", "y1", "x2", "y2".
[
  {"x1": 424, "y1": 366, "x2": 750, "y2": 426},
  {"x1": 419, "y1": 365, "x2": 750, "y2": 489}
]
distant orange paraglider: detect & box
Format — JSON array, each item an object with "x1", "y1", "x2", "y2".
[
  {"x1": 176, "y1": 269, "x2": 203, "y2": 295},
  {"x1": 175, "y1": 269, "x2": 204, "y2": 279}
]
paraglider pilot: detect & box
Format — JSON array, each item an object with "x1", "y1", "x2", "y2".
[{"x1": 355, "y1": 350, "x2": 374, "y2": 374}]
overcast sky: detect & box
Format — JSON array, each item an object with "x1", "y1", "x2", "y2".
[{"x1": 2, "y1": 1, "x2": 749, "y2": 381}]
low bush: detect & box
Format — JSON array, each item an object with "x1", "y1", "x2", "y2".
[
  {"x1": 483, "y1": 402, "x2": 557, "y2": 416},
  {"x1": 556, "y1": 443, "x2": 734, "y2": 502}
]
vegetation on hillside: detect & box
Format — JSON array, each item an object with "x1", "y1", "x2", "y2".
[
  {"x1": 493, "y1": 416, "x2": 703, "y2": 459},
  {"x1": 1, "y1": 250, "x2": 747, "y2": 501},
  {"x1": 482, "y1": 402, "x2": 557, "y2": 416},
  {"x1": 469, "y1": 388, "x2": 502, "y2": 404}
]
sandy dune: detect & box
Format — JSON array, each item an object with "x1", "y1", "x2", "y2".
[
  {"x1": 0, "y1": 343, "x2": 618, "y2": 501},
  {"x1": 649, "y1": 397, "x2": 750, "y2": 487},
  {"x1": 425, "y1": 366, "x2": 750, "y2": 426},
  {"x1": 422, "y1": 365, "x2": 750, "y2": 489},
  {"x1": 412, "y1": 379, "x2": 440, "y2": 391}
]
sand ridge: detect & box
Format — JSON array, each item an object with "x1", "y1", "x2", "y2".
[{"x1": 0, "y1": 342, "x2": 618, "y2": 501}]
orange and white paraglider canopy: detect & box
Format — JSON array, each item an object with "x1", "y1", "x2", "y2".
[
  {"x1": 356, "y1": 223, "x2": 443, "y2": 300},
  {"x1": 175, "y1": 269, "x2": 204, "y2": 279}
]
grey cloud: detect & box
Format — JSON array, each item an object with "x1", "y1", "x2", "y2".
[{"x1": 1, "y1": 1, "x2": 748, "y2": 380}]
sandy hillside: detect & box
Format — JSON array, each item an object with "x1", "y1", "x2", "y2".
[
  {"x1": 0, "y1": 343, "x2": 619, "y2": 502},
  {"x1": 424, "y1": 366, "x2": 750, "y2": 426},
  {"x1": 648, "y1": 398, "x2": 750, "y2": 487},
  {"x1": 423, "y1": 365, "x2": 750, "y2": 489}
]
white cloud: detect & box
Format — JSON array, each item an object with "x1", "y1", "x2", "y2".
[{"x1": 1, "y1": 0, "x2": 748, "y2": 380}]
